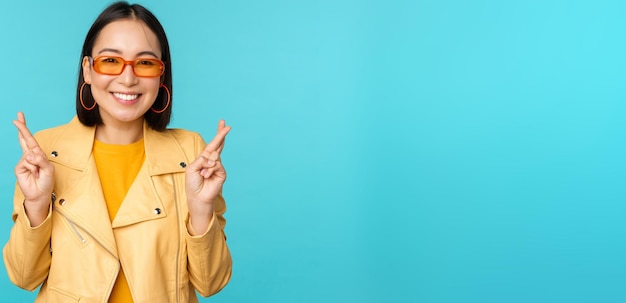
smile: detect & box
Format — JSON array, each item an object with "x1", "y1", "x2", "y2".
[{"x1": 112, "y1": 92, "x2": 140, "y2": 101}]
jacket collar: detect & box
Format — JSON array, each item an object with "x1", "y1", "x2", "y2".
[
  {"x1": 49, "y1": 117, "x2": 189, "y2": 256},
  {"x1": 51, "y1": 116, "x2": 187, "y2": 175}
]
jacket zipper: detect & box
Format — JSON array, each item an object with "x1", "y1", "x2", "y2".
[
  {"x1": 57, "y1": 211, "x2": 120, "y2": 299},
  {"x1": 57, "y1": 212, "x2": 117, "y2": 258},
  {"x1": 67, "y1": 220, "x2": 86, "y2": 244},
  {"x1": 172, "y1": 174, "x2": 181, "y2": 303}
]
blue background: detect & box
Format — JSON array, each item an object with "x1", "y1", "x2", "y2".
[{"x1": 1, "y1": 0, "x2": 625, "y2": 302}]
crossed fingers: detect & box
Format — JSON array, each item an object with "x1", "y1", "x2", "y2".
[
  {"x1": 13, "y1": 112, "x2": 51, "y2": 181},
  {"x1": 204, "y1": 119, "x2": 230, "y2": 155},
  {"x1": 198, "y1": 120, "x2": 231, "y2": 178},
  {"x1": 14, "y1": 112, "x2": 41, "y2": 154}
]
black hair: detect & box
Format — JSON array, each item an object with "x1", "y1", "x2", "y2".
[{"x1": 76, "y1": 1, "x2": 172, "y2": 131}]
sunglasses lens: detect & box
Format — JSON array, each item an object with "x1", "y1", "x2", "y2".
[
  {"x1": 134, "y1": 59, "x2": 164, "y2": 77},
  {"x1": 92, "y1": 56, "x2": 164, "y2": 77},
  {"x1": 93, "y1": 57, "x2": 124, "y2": 75}
]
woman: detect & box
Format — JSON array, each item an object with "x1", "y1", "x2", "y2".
[{"x1": 3, "y1": 2, "x2": 232, "y2": 302}]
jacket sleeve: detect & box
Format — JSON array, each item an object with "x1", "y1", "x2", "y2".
[
  {"x1": 186, "y1": 194, "x2": 232, "y2": 297},
  {"x1": 3, "y1": 184, "x2": 53, "y2": 291},
  {"x1": 185, "y1": 132, "x2": 232, "y2": 297}
]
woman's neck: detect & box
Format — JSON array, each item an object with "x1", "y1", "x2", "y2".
[{"x1": 95, "y1": 119, "x2": 144, "y2": 145}]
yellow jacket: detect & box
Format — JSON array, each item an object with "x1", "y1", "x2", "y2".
[{"x1": 3, "y1": 117, "x2": 232, "y2": 302}]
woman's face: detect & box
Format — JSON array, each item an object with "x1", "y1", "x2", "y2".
[{"x1": 82, "y1": 19, "x2": 162, "y2": 126}]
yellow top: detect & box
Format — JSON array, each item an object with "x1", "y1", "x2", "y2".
[{"x1": 94, "y1": 138, "x2": 145, "y2": 303}]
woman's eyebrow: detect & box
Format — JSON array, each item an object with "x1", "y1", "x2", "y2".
[
  {"x1": 136, "y1": 51, "x2": 159, "y2": 58},
  {"x1": 96, "y1": 48, "x2": 159, "y2": 58},
  {"x1": 97, "y1": 48, "x2": 121, "y2": 55}
]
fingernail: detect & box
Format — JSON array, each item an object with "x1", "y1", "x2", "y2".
[{"x1": 207, "y1": 160, "x2": 215, "y2": 166}]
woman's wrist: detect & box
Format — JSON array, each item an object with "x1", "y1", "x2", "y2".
[
  {"x1": 188, "y1": 200, "x2": 214, "y2": 236},
  {"x1": 187, "y1": 198, "x2": 214, "y2": 215},
  {"x1": 23, "y1": 198, "x2": 51, "y2": 227}
]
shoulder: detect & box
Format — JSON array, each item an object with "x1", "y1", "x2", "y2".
[
  {"x1": 34, "y1": 120, "x2": 72, "y2": 139},
  {"x1": 163, "y1": 128, "x2": 205, "y2": 145},
  {"x1": 165, "y1": 128, "x2": 203, "y2": 140},
  {"x1": 33, "y1": 117, "x2": 82, "y2": 149},
  {"x1": 160, "y1": 128, "x2": 206, "y2": 156}
]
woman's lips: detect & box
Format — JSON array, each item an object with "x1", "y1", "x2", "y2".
[{"x1": 112, "y1": 92, "x2": 140, "y2": 103}]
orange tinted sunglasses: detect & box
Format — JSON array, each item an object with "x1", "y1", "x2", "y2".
[{"x1": 90, "y1": 56, "x2": 165, "y2": 78}]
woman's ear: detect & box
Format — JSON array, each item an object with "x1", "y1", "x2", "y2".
[{"x1": 82, "y1": 56, "x2": 92, "y2": 84}]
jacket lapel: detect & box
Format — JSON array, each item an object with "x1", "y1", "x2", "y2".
[
  {"x1": 48, "y1": 118, "x2": 189, "y2": 248},
  {"x1": 47, "y1": 117, "x2": 118, "y2": 258},
  {"x1": 111, "y1": 122, "x2": 187, "y2": 228}
]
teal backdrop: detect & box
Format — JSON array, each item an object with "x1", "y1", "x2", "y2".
[{"x1": 0, "y1": 0, "x2": 624, "y2": 302}]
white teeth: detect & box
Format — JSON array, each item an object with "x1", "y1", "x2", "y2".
[{"x1": 113, "y1": 93, "x2": 139, "y2": 101}]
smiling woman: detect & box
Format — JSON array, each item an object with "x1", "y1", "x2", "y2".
[
  {"x1": 82, "y1": 19, "x2": 164, "y2": 143},
  {"x1": 3, "y1": 2, "x2": 232, "y2": 302}
]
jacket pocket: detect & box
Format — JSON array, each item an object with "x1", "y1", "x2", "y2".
[{"x1": 48, "y1": 286, "x2": 80, "y2": 302}]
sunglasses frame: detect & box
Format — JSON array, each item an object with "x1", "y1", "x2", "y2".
[{"x1": 89, "y1": 56, "x2": 165, "y2": 78}]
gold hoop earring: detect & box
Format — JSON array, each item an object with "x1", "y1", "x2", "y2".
[
  {"x1": 151, "y1": 84, "x2": 171, "y2": 114},
  {"x1": 80, "y1": 82, "x2": 96, "y2": 110}
]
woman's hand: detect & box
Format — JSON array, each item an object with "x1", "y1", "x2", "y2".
[
  {"x1": 13, "y1": 112, "x2": 55, "y2": 226},
  {"x1": 185, "y1": 120, "x2": 231, "y2": 234}
]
